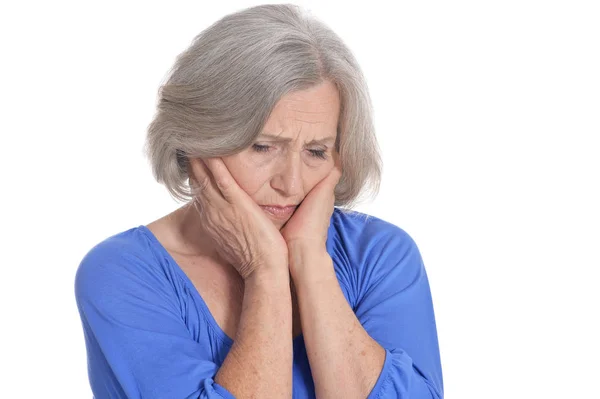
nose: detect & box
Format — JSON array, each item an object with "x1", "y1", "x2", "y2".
[{"x1": 271, "y1": 152, "x2": 303, "y2": 197}]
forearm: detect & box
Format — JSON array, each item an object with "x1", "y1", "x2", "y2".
[
  {"x1": 290, "y1": 247, "x2": 386, "y2": 399},
  {"x1": 215, "y1": 269, "x2": 293, "y2": 398}
]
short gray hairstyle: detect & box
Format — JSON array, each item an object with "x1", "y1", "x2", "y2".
[{"x1": 144, "y1": 3, "x2": 382, "y2": 210}]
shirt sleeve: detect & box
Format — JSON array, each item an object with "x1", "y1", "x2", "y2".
[
  {"x1": 74, "y1": 239, "x2": 236, "y2": 399},
  {"x1": 353, "y1": 224, "x2": 443, "y2": 399}
]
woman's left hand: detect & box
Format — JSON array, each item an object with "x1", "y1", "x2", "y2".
[{"x1": 280, "y1": 151, "x2": 342, "y2": 251}]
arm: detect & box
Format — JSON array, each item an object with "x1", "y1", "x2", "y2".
[
  {"x1": 290, "y1": 246, "x2": 385, "y2": 398},
  {"x1": 290, "y1": 229, "x2": 443, "y2": 399},
  {"x1": 215, "y1": 269, "x2": 293, "y2": 398},
  {"x1": 75, "y1": 241, "x2": 293, "y2": 399}
]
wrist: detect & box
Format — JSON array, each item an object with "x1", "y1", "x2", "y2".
[
  {"x1": 287, "y1": 239, "x2": 327, "y2": 255},
  {"x1": 289, "y1": 247, "x2": 334, "y2": 282},
  {"x1": 244, "y1": 266, "x2": 290, "y2": 289}
]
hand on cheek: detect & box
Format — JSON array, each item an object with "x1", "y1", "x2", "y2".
[{"x1": 280, "y1": 151, "x2": 342, "y2": 250}]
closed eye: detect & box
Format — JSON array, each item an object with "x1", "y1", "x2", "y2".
[
  {"x1": 308, "y1": 149, "x2": 327, "y2": 160},
  {"x1": 252, "y1": 144, "x2": 270, "y2": 153},
  {"x1": 252, "y1": 144, "x2": 328, "y2": 160}
]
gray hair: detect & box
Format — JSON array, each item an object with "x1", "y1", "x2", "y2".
[{"x1": 144, "y1": 3, "x2": 382, "y2": 211}]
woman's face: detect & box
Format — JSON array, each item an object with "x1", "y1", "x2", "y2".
[{"x1": 222, "y1": 79, "x2": 340, "y2": 229}]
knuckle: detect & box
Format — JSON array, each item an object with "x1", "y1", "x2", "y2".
[
  {"x1": 199, "y1": 177, "x2": 211, "y2": 191},
  {"x1": 215, "y1": 177, "x2": 229, "y2": 192}
]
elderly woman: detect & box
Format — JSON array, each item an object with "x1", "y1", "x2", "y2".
[{"x1": 75, "y1": 4, "x2": 443, "y2": 399}]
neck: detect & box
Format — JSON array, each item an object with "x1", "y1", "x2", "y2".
[{"x1": 168, "y1": 201, "x2": 222, "y2": 261}]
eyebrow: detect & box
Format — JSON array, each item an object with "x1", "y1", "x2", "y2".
[{"x1": 258, "y1": 133, "x2": 336, "y2": 145}]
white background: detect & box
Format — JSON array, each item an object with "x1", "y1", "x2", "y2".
[{"x1": 1, "y1": 1, "x2": 599, "y2": 398}]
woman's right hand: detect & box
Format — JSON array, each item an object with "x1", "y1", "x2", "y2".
[{"x1": 188, "y1": 157, "x2": 289, "y2": 281}]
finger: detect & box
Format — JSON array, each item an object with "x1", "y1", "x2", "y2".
[
  {"x1": 317, "y1": 156, "x2": 342, "y2": 206},
  {"x1": 188, "y1": 158, "x2": 211, "y2": 194},
  {"x1": 203, "y1": 157, "x2": 240, "y2": 203},
  {"x1": 188, "y1": 157, "x2": 221, "y2": 207},
  {"x1": 192, "y1": 195, "x2": 204, "y2": 215},
  {"x1": 305, "y1": 166, "x2": 340, "y2": 208}
]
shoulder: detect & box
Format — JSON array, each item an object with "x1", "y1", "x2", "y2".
[
  {"x1": 329, "y1": 207, "x2": 424, "y2": 291},
  {"x1": 330, "y1": 207, "x2": 419, "y2": 255},
  {"x1": 74, "y1": 226, "x2": 172, "y2": 307}
]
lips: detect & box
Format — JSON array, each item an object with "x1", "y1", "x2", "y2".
[{"x1": 260, "y1": 205, "x2": 297, "y2": 219}]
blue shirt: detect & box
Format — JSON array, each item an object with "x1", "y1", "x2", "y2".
[{"x1": 74, "y1": 208, "x2": 443, "y2": 398}]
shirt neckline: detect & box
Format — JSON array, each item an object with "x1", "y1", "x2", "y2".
[{"x1": 137, "y1": 224, "x2": 305, "y2": 348}]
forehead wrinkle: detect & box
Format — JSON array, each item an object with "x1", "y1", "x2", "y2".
[
  {"x1": 286, "y1": 95, "x2": 338, "y2": 106},
  {"x1": 285, "y1": 107, "x2": 332, "y2": 115},
  {"x1": 292, "y1": 118, "x2": 326, "y2": 124}
]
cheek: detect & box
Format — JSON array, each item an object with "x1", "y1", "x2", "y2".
[
  {"x1": 308, "y1": 170, "x2": 331, "y2": 190},
  {"x1": 223, "y1": 158, "x2": 269, "y2": 194},
  {"x1": 239, "y1": 171, "x2": 267, "y2": 194}
]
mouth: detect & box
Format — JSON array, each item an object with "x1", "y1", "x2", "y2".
[{"x1": 260, "y1": 205, "x2": 297, "y2": 219}]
